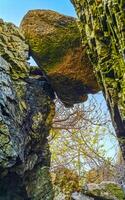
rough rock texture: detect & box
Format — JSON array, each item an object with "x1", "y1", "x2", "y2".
[
  {"x1": 0, "y1": 19, "x2": 55, "y2": 199},
  {"x1": 72, "y1": 192, "x2": 94, "y2": 200},
  {"x1": 52, "y1": 168, "x2": 125, "y2": 200},
  {"x1": 72, "y1": 182, "x2": 125, "y2": 200},
  {"x1": 71, "y1": 0, "x2": 125, "y2": 159},
  {"x1": 20, "y1": 10, "x2": 99, "y2": 107},
  {"x1": 84, "y1": 182, "x2": 125, "y2": 200}
]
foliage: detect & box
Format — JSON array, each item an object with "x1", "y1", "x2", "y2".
[
  {"x1": 49, "y1": 94, "x2": 117, "y2": 183},
  {"x1": 86, "y1": 162, "x2": 114, "y2": 184},
  {"x1": 51, "y1": 167, "x2": 80, "y2": 200}
]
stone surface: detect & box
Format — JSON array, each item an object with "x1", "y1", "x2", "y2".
[
  {"x1": 20, "y1": 10, "x2": 99, "y2": 107},
  {"x1": 71, "y1": 0, "x2": 125, "y2": 158},
  {"x1": 0, "y1": 19, "x2": 55, "y2": 199},
  {"x1": 72, "y1": 192, "x2": 94, "y2": 200},
  {"x1": 52, "y1": 170, "x2": 124, "y2": 200},
  {"x1": 72, "y1": 182, "x2": 125, "y2": 200},
  {"x1": 85, "y1": 182, "x2": 125, "y2": 200}
]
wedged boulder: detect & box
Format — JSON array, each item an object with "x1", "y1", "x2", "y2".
[{"x1": 20, "y1": 10, "x2": 100, "y2": 107}]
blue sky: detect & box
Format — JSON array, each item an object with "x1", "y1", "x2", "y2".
[{"x1": 0, "y1": 0, "x2": 76, "y2": 26}]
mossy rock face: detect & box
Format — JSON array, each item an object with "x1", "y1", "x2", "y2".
[
  {"x1": 86, "y1": 182, "x2": 125, "y2": 200},
  {"x1": 20, "y1": 10, "x2": 100, "y2": 107},
  {"x1": 26, "y1": 166, "x2": 54, "y2": 200},
  {"x1": 0, "y1": 19, "x2": 55, "y2": 199},
  {"x1": 71, "y1": 0, "x2": 125, "y2": 158},
  {"x1": 0, "y1": 19, "x2": 29, "y2": 79}
]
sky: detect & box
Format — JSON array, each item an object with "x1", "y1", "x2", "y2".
[{"x1": 0, "y1": 0, "x2": 76, "y2": 26}]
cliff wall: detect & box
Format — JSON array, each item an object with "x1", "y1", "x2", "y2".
[
  {"x1": 0, "y1": 19, "x2": 55, "y2": 200},
  {"x1": 71, "y1": 0, "x2": 125, "y2": 159}
]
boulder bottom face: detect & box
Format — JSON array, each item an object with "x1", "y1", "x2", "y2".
[
  {"x1": 48, "y1": 47, "x2": 99, "y2": 107},
  {"x1": 50, "y1": 73, "x2": 88, "y2": 107},
  {"x1": 20, "y1": 10, "x2": 100, "y2": 107}
]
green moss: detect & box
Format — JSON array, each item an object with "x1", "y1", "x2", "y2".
[
  {"x1": 90, "y1": 189, "x2": 101, "y2": 196},
  {"x1": 86, "y1": 183, "x2": 124, "y2": 200},
  {"x1": 0, "y1": 21, "x2": 29, "y2": 80},
  {"x1": 104, "y1": 183, "x2": 124, "y2": 200},
  {"x1": 71, "y1": 0, "x2": 125, "y2": 156},
  {"x1": 26, "y1": 167, "x2": 54, "y2": 200},
  {"x1": 26, "y1": 21, "x2": 81, "y2": 71},
  {"x1": 45, "y1": 102, "x2": 55, "y2": 126}
]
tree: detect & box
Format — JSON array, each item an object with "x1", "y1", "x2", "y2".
[
  {"x1": 49, "y1": 94, "x2": 117, "y2": 181},
  {"x1": 51, "y1": 167, "x2": 80, "y2": 200}
]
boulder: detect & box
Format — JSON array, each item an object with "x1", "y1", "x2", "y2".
[
  {"x1": 72, "y1": 192, "x2": 94, "y2": 200},
  {"x1": 72, "y1": 181, "x2": 125, "y2": 200},
  {"x1": 20, "y1": 10, "x2": 100, "y2": 107},
  {"x1": 85, "y1": 182, "x2": 125, "y2": 200}
]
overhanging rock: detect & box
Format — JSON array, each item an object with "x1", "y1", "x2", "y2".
[{"x1": 20, "y1": 10, "x2": 100, "y2": 107}]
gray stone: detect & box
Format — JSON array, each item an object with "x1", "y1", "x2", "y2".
[{"x1": 0, "y1": 19, "x2": 55, "y2": 200}]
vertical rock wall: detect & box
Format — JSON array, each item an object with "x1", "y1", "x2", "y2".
[
  {"x1": 71, "y1": 0, "x2": 125, "y2": 159},
  {"x1": 0, "y1": 19, "x2": 55, "y2": 199}
]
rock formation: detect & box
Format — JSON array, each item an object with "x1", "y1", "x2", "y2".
[
  {"x1": 70, "y1": 0, "x2": 125, "y2": 159},
  {"x1": 72, "y1": 182, "x2": 125, "y2": 200},
  {"x1": 0, "y1": 3, "x2": 125, "y2": 199},
  {"x1": 84, "y1": 182, "x2": 124, "y2": 200},
  {"x1": 52, "y1": 167, "x2": 125, "y2": 200},
  {"x1": 20, "y1": 10, "x2": 99, "y2": 107},
  {"x1": 0, "y1": 19, "x2": 55, "y2": 199}
]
